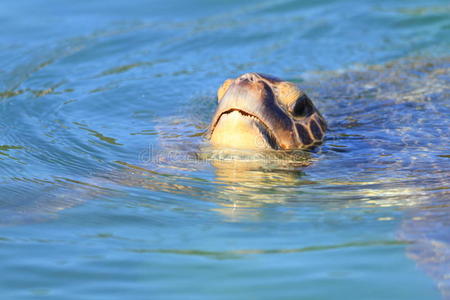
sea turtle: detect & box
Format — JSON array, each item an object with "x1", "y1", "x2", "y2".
[{"x1": 206, "y1": 72, "x2": 327, "y2": 150}]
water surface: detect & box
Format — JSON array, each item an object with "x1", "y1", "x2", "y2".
[{"x1": 1, "y1": 0, "x2": 449, "y2": 299}]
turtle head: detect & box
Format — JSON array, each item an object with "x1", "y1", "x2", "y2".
[{"x1": 206, "y1": 73, "x2": 327, "y2": 150}]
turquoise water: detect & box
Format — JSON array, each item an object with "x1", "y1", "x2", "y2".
[{"x1": 1, "y1": 0, "x2": 449, "y2": 299}]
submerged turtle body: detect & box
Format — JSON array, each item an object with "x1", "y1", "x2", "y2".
[{"x1": 207, "y1": 73, "x2": 327, "y2": 150}]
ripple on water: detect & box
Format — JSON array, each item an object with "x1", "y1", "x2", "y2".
[{"x1": 0, "y1": 1, "x2": 449, "y2": 297}]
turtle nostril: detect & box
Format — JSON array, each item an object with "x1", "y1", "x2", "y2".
[
  {"x1": 238, "y1": 78, "x2": 250, "y2": 84},
  {"x1": 239, "y1": 73, "x2": 259, "y2": 82},
  {"x1": 249, "y1": 73, "x2": 259, "y2": 82}
]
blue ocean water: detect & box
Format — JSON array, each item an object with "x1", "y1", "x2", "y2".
[{"x1": 0, "y1": 0, "x2": 449, "y2": 299}]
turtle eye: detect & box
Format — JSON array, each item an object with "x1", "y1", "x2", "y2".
[{"x1": 290, "y1": 95, "x2": 312, "y2": 117}]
